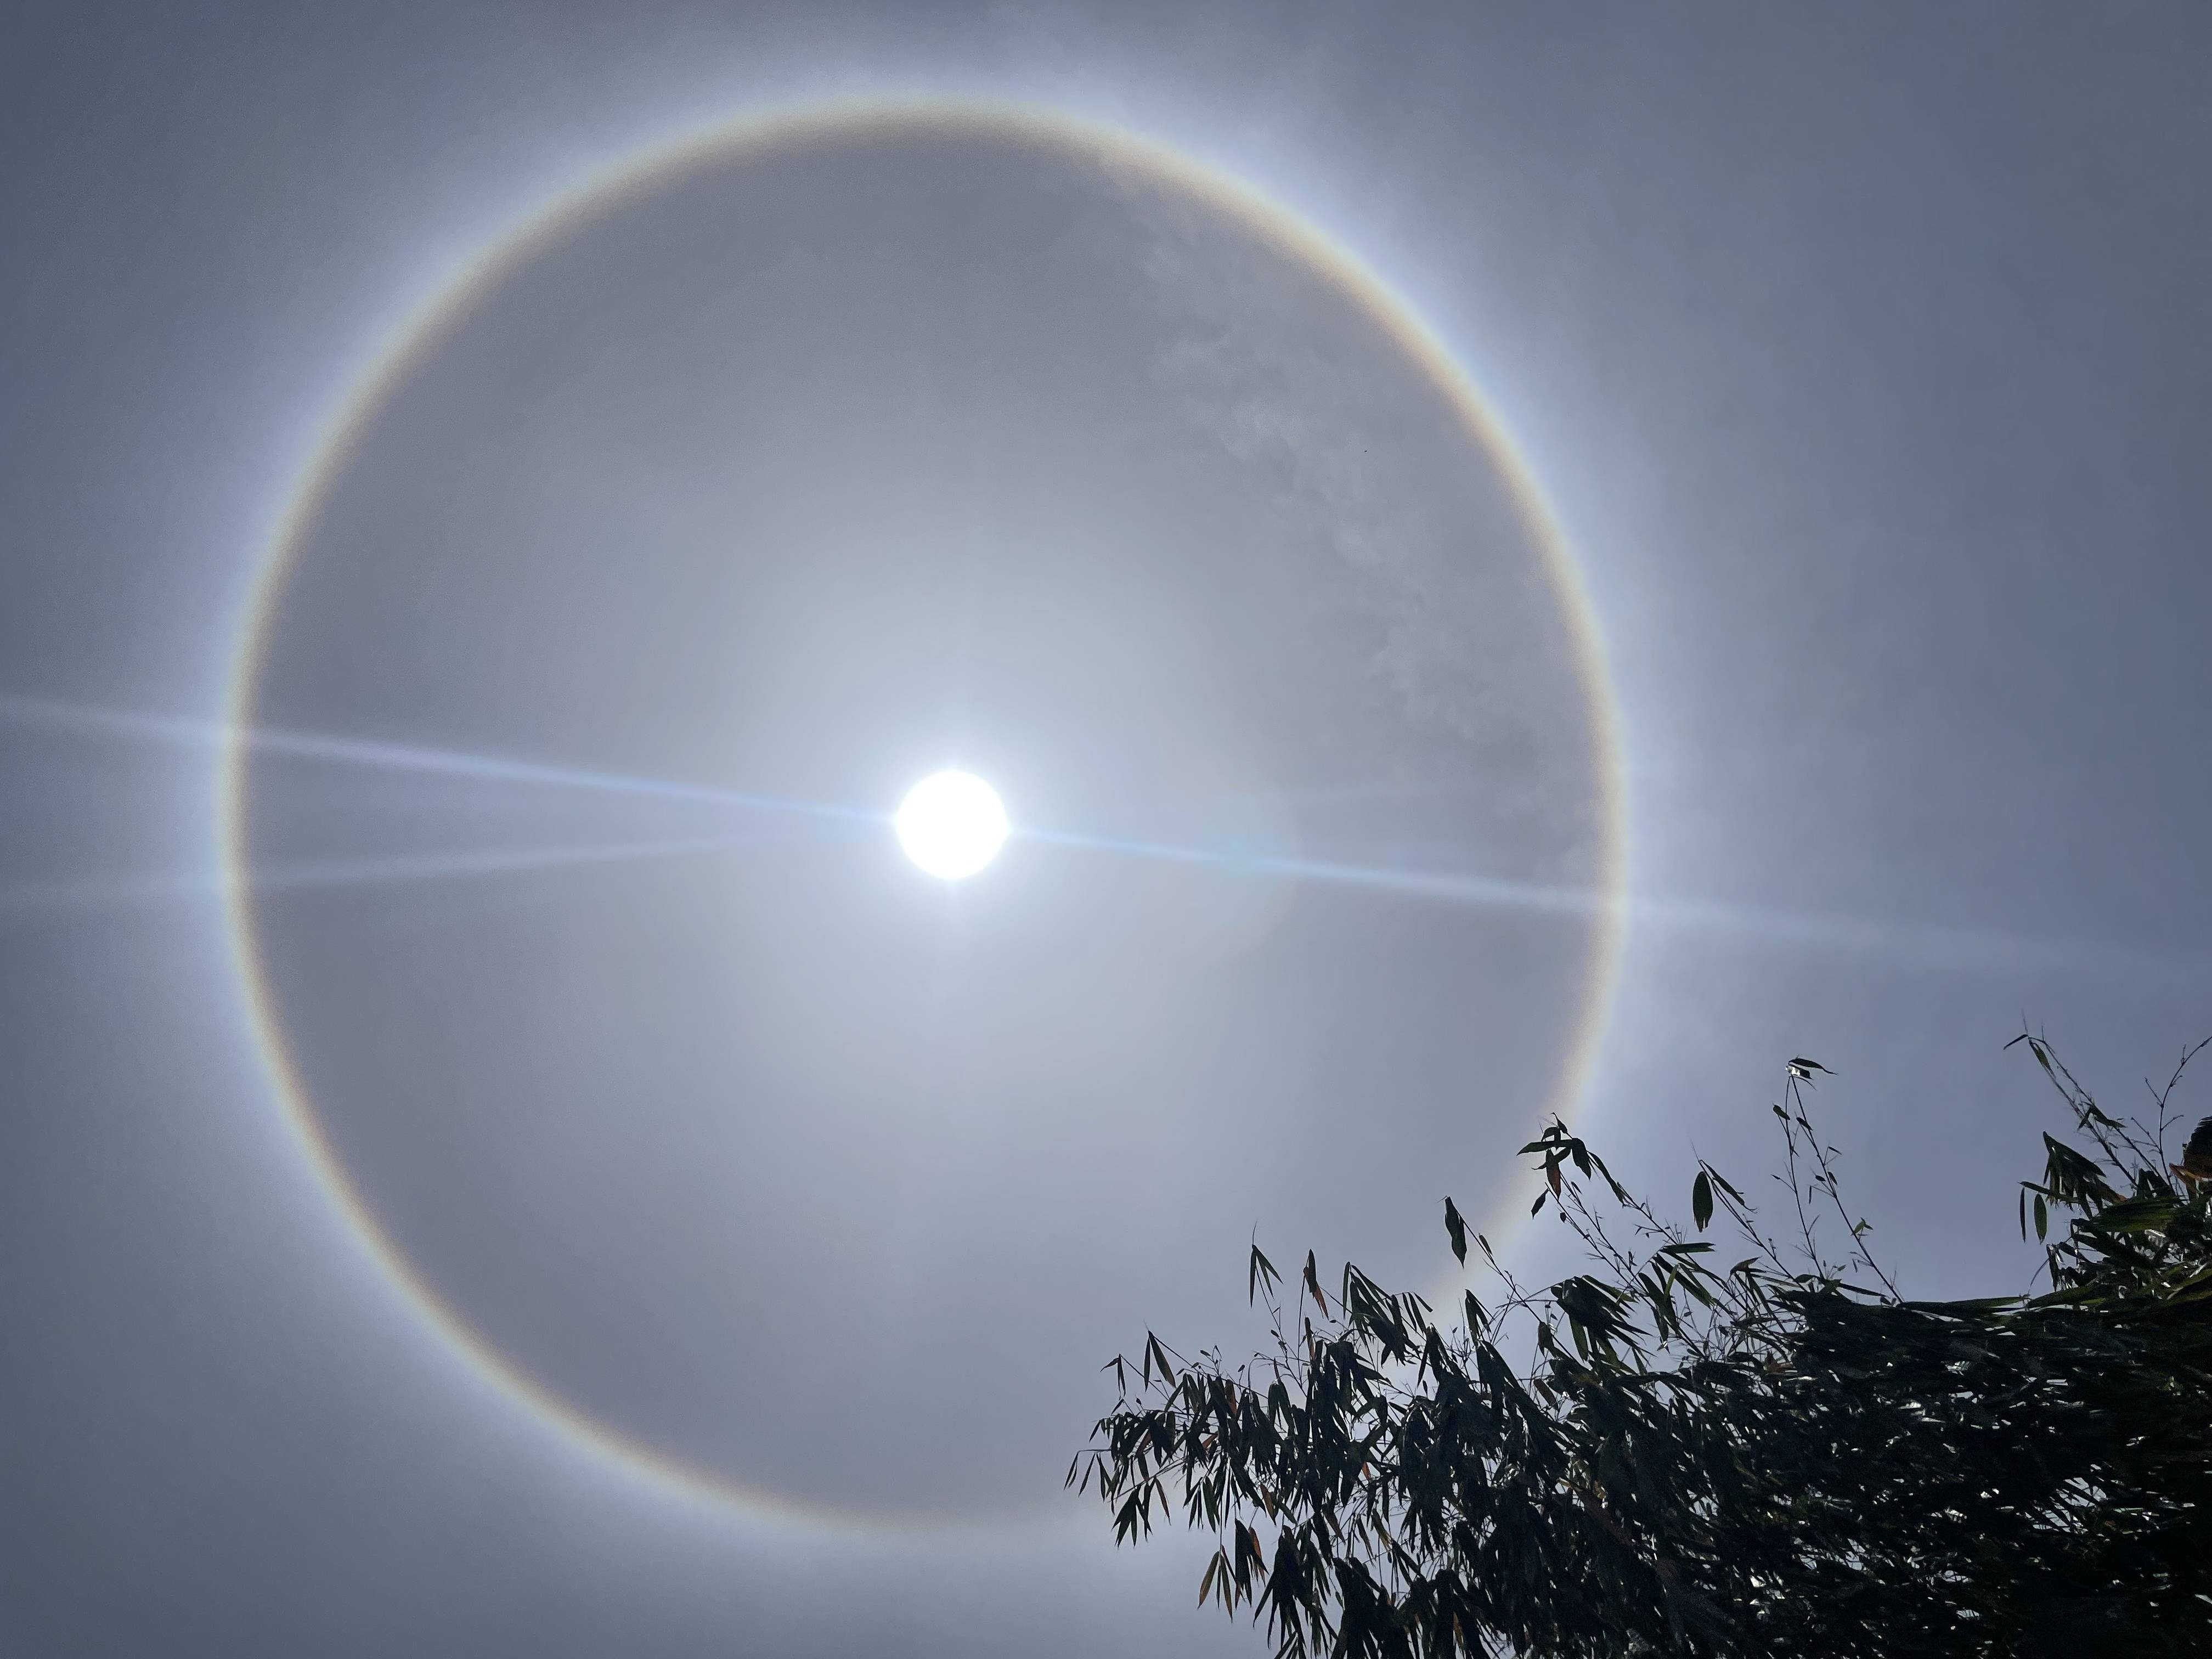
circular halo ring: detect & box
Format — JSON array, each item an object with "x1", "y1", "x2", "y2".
[{"x1": 218, "y1": 97, "x2": 1629, "y2": 1532}]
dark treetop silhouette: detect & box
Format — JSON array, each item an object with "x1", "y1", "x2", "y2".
[{"x1": 1074, "y1": 1037, "x2": 2212, "y2": 1658}]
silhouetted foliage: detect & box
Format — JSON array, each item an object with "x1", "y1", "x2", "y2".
[{"x1": 1073, "y1": 1036, "x2": 2212, "y2": 1657}]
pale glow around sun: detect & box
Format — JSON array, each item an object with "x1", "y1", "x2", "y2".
[{"x1": 895, "y1": 771, "x2": 1009, "y2": 880}]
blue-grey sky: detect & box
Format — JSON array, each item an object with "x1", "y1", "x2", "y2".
[{"x1": 4, "y1": 5, "x2": 2210, "y2": 1655}]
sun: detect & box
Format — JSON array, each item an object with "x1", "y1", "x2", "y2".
[{"x1": 894, "y1": 771, "x2": 1009, "y2": 880}]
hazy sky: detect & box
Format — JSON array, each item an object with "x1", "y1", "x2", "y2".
[{"x1": 4, "y1": 5, "x2": 2211, "y2": 1655}]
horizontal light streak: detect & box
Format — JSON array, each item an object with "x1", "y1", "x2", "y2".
[
  {"x1": 0, "y1": 691, "x2": 873, "y2": 823},
  {"x1": 1035, "y1": 828, "x2": 2210, "y2": 984},
  {"x1": 15, "y1": 689, "x2": 2198, "y2": 985},
  {"x1": 0, "y1": 833, "x2": 763, "y2": 915}
]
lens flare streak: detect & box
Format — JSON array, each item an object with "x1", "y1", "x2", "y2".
[
  {"x1": 0, "y1": 833, "x2": 768, "y2": 915},
  {"x1": 14, "y1": 690, "x2": 2200, "y2": 982},
  {"x1": 0, "y1": 691, "x2": 875, "y2": 822},
  {"x1": 1019, "y1": 824, "x2": 2212, "y2": 984}
]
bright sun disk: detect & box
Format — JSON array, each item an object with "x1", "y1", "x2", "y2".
[{"x1": 895, "y1": 771, "x2": 1008, "y2": 880}]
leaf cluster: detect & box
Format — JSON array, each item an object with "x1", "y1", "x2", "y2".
[{"x1": 1071, "y1": 1039, "x2": 2212, "y2": 1657}]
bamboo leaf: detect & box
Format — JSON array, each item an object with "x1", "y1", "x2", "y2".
[{"x1": 1248, "y1": 1243, "x2": 1280, "y2": 1304}]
